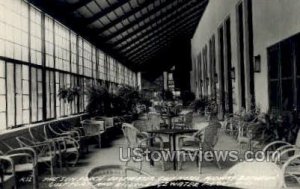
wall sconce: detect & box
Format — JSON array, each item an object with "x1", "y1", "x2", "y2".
[
  {"x1": 230, "y1": 67, "x2": 235, "y2": 80},
  {"x1": 214, "y1": 73, "x2": 218, "y2": 83},
  {"x1": 254, "y1": 55, "x2": 261, "y2": 72}
]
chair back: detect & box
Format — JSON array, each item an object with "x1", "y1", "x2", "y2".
[
  {"x1": 147, "y1": 112, "x2": 161, "y2": 130},
  {"x1": 224, "y1": 161, "x2": 283, "y2": 189},
  {"x1": 29, "y1": 126, "x2": 46, "y2": 142},
  {"x1": 185, "y1": 111, "x2": 193, "y2": 128},
  {"x1": 81, "y1": 119, "x2": 105, "y2": 136},
  {"x1": 203, "y1": 121, "x2": 221, "y2": 148},
  {"x1": 122, "y1": 123, "x2": 140, "y2": 148},
  {"x1": 295, "y1": 129, "x2": 300, "y2": 148}
]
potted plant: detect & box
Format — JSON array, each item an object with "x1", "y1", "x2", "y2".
[
  {"x1": 58, "y1": 85, "x2": 81, "y2": 114},
  {"x1": 85, "y1": 83, "x2": 110, "y2": 117}
]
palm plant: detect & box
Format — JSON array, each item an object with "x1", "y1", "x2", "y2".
[
  {"x1": 85, "y1": 83, "x2": 110, "y2": 117},
  {"x1": 116, "y1": 85, "x2": 141, "y2": 114}
]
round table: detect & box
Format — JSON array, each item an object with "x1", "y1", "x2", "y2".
[{"x1": 147, "y1": 129, "x2": 198, "y2": 170}]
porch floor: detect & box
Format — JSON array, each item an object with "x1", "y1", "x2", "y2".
[{"x1": 20, "y1": 115, "x2": 244, "y2": 189}]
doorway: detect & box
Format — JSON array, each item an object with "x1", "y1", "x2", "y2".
[{"x1": 268, "y1": 33, "x2": 300, "y2": 114}]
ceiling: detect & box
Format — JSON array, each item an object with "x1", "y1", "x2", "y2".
[{"x1": 28, "y1": 0, "x2": 208, "y2": 71}]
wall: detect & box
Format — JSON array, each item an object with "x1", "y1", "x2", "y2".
[
  {"x1": 191, "y1": 0, "x2": 240, "y2": 112},
  {"x1": 252, "y1": 0, "x2": 300, "y2": 112},
  {"x1": 191, "y1": 0, "x2": 300, "y2": 113}
]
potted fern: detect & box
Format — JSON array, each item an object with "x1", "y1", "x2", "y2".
[{"x1": 58, "y1": 86, "x2": 81, "y2": 114}]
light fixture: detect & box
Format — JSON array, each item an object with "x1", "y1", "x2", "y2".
[{"x1": 254, "y1": 55, "x2": 261, "y2": 72}]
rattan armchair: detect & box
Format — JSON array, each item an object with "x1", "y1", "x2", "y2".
[
  {"x1": 16, "y1": 136, "x2": 56, "y2": 177},
  {"x1": 44, "y1": 124, "x2": 80, "y2": 167},
  {"x1": 177, "y1": 121, "x2": 222, "y2": 173},
  {"x1": 121, "y1": 123, "x2": 167, "y2": 171},
  {"x1": 0, "y1": 155, "x2": 16, "y2": 189},
  {"x1": 0, "y1": 142, "x2": 38, "y2": 189}
]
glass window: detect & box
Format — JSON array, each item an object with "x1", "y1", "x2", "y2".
[
  {"x1": 0, "y1": 61, "x2": 6, "y2": 131},
  {"x1": 30, "y1": 7, "x2": 42, "y2": 65},
  {"x1": 71, "y1": 32, "x2": 77, "y2": 73},
  {"x1": 83, "y1": 40, "x2": 92, "y2": 77},
  {"x1": 46, "y1": 70, "x2": 55, "y2": 119},
  {"x1": 55, "y1": 22, "x2": 70, "y2": 71},
  {"x1": 98, "y1": 50, "x2": 106, "y2": 80},
  {"x1": 0, "y1": 0, "x2": 29, "y2": 62},
  {"x1": 45, "y1": 16, "x2": 54, "y2": 68}
]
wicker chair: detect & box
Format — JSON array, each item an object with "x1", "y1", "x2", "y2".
[
  {"x1": 16, "y1": 136, "x2": 56, "y2": 177},
  {"x1": 263, "y1": 129, "x2": 300, "y2": 166},
  {"x1": 0, "y1": 155, "x2": 16, "y2": 189},
  {"x1": 121, "y1": 123, "x2": 167, "y2": 171},
  {"x1": 0, "y1": 142, "x2": 38, "y2": 189},
  {"x1": 223, "y1": 161, "x2": 283, "y2": 189},
  {"x1": 281, "y1": 154, "x2": 300, "y2": 188},
  {"x1": 80, "y1": 119, "x2": 105, "y2": 149},
  {"x1": 147, "y1": 112, "x2": 162, "y2": 130},
  {"x1": 173, "y1": 111, "x2": 193, "y2": 129},
  {"x1": 44, "y1": 124, "x2": 80, "y2": 167},
  {"x1": 178, "y1": 121, "x2": 222, "y2": 173}
]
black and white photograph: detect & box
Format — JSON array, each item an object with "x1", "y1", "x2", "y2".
[{"x1": 0, "y1": 0, "x2": 299, "y2": 188}]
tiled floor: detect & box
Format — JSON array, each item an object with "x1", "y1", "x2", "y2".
[{"x1": 19, "y1": 115, "x2": 251, "y2": 188}]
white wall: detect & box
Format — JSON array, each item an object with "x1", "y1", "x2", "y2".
[
  {"x1": 252, "y1": 0, "x2": 300, "y2": 112},
  {"x1": 191, "y1": 0, "x2": 300, "y2": 113},
  {"x1": 191, "y1": 0, "x2": 240, "y2": 112}
]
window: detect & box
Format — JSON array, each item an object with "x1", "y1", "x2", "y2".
[
  {"x1": 30, "y1": 7, "x2": 42, "y2": 65},
  {"x1": 46, "y1": 70, "x2": 55, "y2": 119},
  {"x1": 55, "y1": 22, "x2": 70, "y2": 71},
  {"x1": 268, "y1": 34, "x2": 300, "y2": 112},
  {"x1": 31, "y1": 67, "x2": 43, "y2": 122},
  {"x1": 92, "y1": 47, "x2": 96, "y2": 79},
  {"x1": 0, "y1": 61, "x2": 6, "y2": 130},
  {"x1": 83, "y1": 40, "x2": 92, "y2": 77},
  {"x1": 0, "y1": 0, "x2": 29, "y2": 62},
  {"x1": 98, "y1": 50, "x2": 106, "y2": 80},
  {"x1": 45, "y1": 16, "x2": 54, "y2": 68},
  {"x1": 0, "y1": 0, "x2": 137, "y2": 131},
  {"x1": 225, "y1": 18, "x2": 233, "y2": 113},
  {"x1": 78, "y1": 37, "x2": 84, "y2": 75},
  {"x1": 237, "y1": 3, "x2": 246, "y2": 108},
  {"x1": 70, "y1": 32, "x2": 77, "y2": 74},
  {"x1": 218, "y1": 26, "x2": 225, "y2": 111}
]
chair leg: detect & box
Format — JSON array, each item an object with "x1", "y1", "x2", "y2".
[
  {"x1": 198, "y1": 152, "x2": 202, "y2": 174},
  {"x1": 50, "y1": 160, "x2": 54, "y2": 177},
  {"x1": 160, "y1": 152, "x2": 166, "y2": 171},
  {"x1": 32, "y1": 167, "x2": 38, "y2": 189},
  {"x1": 98, "y1": 134, "x2": 101, "y2": 149}
]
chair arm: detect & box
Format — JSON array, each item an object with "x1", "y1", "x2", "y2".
[
  {"x1": 177, "y1": 135, "x2": 201, "y2": 149},
  {"x1": 6, "y1": 147, "x2": 37, "y2": 160},
  {"x1": 275, "y1": 144, "x2": 295, "y2": 154},
  {"x1": 138, "y1": 135, "x2": 164, "y2": 150},
  {"x1": 139, "y1": 132, "x2": 150, "y2": 138},
  {"x1": 5, "y1": 153, "x2": 37, "y2": 167},
  {"x1": 262, "y1": 141, "x2": 291, "y2": 154},
  {"x1": 63, "y1": 137, "x2": 80, "y2": 149},
  {"x1": 281, "y1": 154, "x2": 300, "y2": 175},
  {"x1": 0, "y1": 156, "x2": 15, "y2": 175},
  {"x1": 272, "y1": 146, "x2": 300, "y2": 164}
]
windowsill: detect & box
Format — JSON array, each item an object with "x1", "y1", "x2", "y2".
[{"x1": 0, "y1": 113, "x2": 88, "y2": 137}]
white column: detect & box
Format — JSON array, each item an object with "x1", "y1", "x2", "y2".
[
  {"x1": 163, "y1": 71, "x2": 168, "y2": 90},
  {"x1": 137, "y1": 72, "x2": 142, "y2": 91}
]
